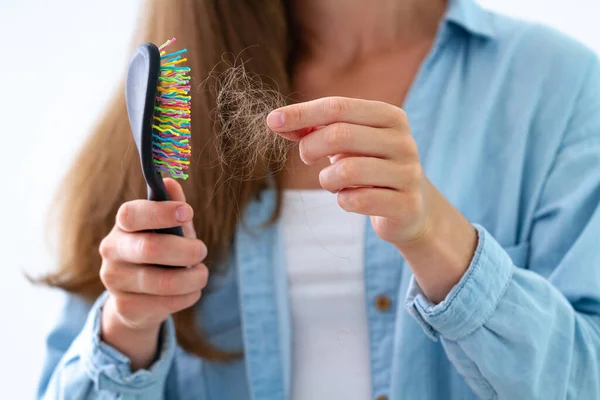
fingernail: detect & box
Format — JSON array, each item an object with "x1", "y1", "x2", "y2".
[
  {"x1": 176, "y1": 205, "x2": 192, "y2": 222},
  {"x1": 267, "y1": 111, "x2": 285, "y2": 129}
]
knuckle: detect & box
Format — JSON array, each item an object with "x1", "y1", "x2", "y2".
[
  {"x1": 291, "y1": 105, "x2": 305, "y2": 125},
  {"x1": 390, "y1": 140, "x2": 403, "y2": 157},
  {"x1": 98, "y1": 237, "x2": 112, "y2": 260},
  {"x1": 156, "y1": 271, "x2": 176, "y2": 294},
  {"x1": 137, "y1": 234, "x2": 159, "y2": 260},
  {"x1": 200, "y1": 264, "x2": 210, "y2": 289},
  {"x1": 352, "y1": 192, "x2": 368, "y2": 211},
  {"x1": 392, "y1": 135, "x2": 418, "y2": 159},
  {"x1": 147, "y1": 205, "x2": 161, "y2": 227},
  {"x1": 393, "y1": 107, "x2": 409, "y2": 126},
  {"x1": 189, "y1": 241, "x2": 207, "y2": 265},
  {"x1": 403, "y1": 136, "x2": 419, "y2": 157},
  {"x1": 116, "y1": 202, "x2": 134, "y2": 230},
  {"x1": 136, "y1": 267, "x2": 148, "y2": 292},
  {"x1": 337, "y1": 160, "x2": 357, "y2": 183},
  {"x1": 327, "y1": 123, "x2": 350, "y2": 147},
  {"x1": 338, "y1": 191, "x2": 364, "y2": 211},
  {"x1": 390, "y1": 133, "x2": 406, "y2": 152},
  {"x1": 326, "y1": 97, "x2": 349, "y2": 119},
  {"x1": 99, "y1": 264, "x2": 116, "y2": 288},
  {"x1": 197, "y1": 264, "x2": 209, "y2": 289},
  {"x1": 186, "y1": 245, "x2": 200, "y2": 266}
]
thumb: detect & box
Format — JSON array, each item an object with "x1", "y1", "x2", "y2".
[{"x1": 163, "y1": 178, "x2": 197, "y2": 239}]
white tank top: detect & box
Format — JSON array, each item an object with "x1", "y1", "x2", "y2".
[{"x1": 281, "y1": 189, "x2": 371, "y2": 399}]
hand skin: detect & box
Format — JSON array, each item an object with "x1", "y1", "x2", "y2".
[
  {"x1": 267, "y1": 97, "x2": 478, "y2": 304},
  {"x1": 98, "y1": 178, "x2": 209, "y2": 370}
]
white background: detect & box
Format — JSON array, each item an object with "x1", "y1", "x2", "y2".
[{"x1": 1, "y1": 0, "x2": 599, "y2": 398}]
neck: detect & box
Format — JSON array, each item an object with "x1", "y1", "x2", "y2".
[{"x1": 291, "y1": 0, "x2": 447, "y2": 65}]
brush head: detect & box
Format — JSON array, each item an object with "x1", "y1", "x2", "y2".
[
  {"x1": 152, "y1": 38, "x2": 192, "y2": 180},
  {"x1": 125, "y1": 38, "x2": 191, "y2": 201}
]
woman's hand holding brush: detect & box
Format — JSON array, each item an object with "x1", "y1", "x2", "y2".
[{"x1": 98, "y1": 178, "x2": 208, "y2": 370}]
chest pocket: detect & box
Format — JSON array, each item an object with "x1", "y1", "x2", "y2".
[{"x1": 502, "y1": 241, "x2": 530, "y2": 268}]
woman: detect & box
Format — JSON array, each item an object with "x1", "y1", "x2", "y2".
[{"x1": 38, "y1": 0, "x2": 600, "y2": 399}]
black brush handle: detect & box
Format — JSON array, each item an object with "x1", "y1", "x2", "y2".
[
  {"x1": 147, "y1": 183, "x2": 185, "y2": 268},
  {"x1": 147, "y1": 183, "x2": 184, "y2": 237},
  {"x1": 150, "y1": 226, "x2": 184, "y2": 236}
]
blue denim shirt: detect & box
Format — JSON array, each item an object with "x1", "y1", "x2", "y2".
[{"x1": 38, "y1": 0, "x2": 600, "y2": 399}]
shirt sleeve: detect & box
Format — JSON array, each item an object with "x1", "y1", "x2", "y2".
[
  {"x1": 38, "y1": 291, "x2": 178, "y2": 400},
  {"x1": 405, "y1": 56, "x2": 600, "y2": 399}
]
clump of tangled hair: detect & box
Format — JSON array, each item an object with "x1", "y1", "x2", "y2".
[{"x1": 208, "y1": 58, "x2": 293, "y2": 181}]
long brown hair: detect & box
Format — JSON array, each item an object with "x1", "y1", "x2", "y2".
[{"x1": 40, "y1": 0, "x2": 294, "y2": 360}]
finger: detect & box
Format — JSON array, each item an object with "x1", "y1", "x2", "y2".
[
  {"x1": 101, "y1": 263, "x2": 208, "y2": 296},
  {"x1": 266, "y1": 97, "x2": 406, "y2": 134},
  {"x1": 298, "y1": 122, "x2": 413, "y2": 164},
  {"x1": 116, "y1": 199, "x2": 193, "y2": 233},
  {"x1": 337, "y1": 187, "x2": 415, "y2": 219},
  {"x1": 110, "y1": 291, "x2": 202, "y2": 327},
  {"x1": 104, "y1": 230, "x2": 207, "y2": 266},
  {"x1": 163, "y1": 178, "x2": 197, "y2": 238},
  {"x1": 274, "y1": 125, "x2": 325, "y2": 141},
  {"x1": 319, "y1": 157, "x2": 421, "y2": 193}
]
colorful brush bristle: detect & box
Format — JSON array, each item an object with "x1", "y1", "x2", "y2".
[{"x1": 152, "y1": 37, "x2": 191, "y2": 180}]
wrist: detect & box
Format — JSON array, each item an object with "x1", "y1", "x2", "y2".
[
  {"x1": 394, "y1": 182, "x2": 478, "y2": 303},
  {"x1": 101, "y1": 296, "x2": 162, "y2": 370}
]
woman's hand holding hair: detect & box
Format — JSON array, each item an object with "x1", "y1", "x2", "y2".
[
  {"x1": 98, "y1": 178, "x2": 208, "y2": 370},
  {"x1": 268, "y1": 97, "x2": 478, "y2": 304}
]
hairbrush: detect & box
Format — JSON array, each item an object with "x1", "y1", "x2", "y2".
[{"x1": 125, "y1": 37, "x2": 191, "y2": 237}]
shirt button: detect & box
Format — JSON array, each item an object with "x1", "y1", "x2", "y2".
[
  {"x1": 375, "y1": 295, "x2": 392, "y2": 312},
  {"x1": 376, "y1": 395, "x2": 388, "y2": 400}
]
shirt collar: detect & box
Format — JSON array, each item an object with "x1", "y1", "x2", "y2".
[{"x1": 444, "y1": 0, "x2": 495, "y2": 39}]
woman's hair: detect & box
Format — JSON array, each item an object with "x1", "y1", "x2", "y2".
[{"x1": 40, "y1": 0, "x2": 295, "y2": 361}]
